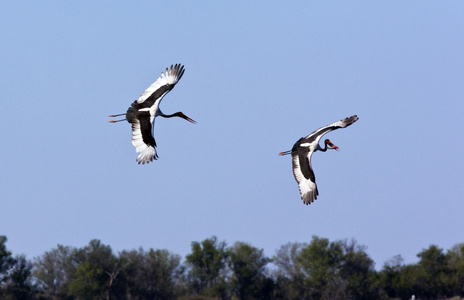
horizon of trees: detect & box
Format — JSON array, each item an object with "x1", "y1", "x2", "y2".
[{"x1": 1, "y1": 234, "x2": 463, "y2": 300}]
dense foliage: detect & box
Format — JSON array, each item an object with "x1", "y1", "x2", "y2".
[{"x1": 1, "y1": 235, "x2": 463, "y2": 300}]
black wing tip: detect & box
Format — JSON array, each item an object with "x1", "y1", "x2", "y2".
[
  {"x1": 178, "y1": 65, "x2": 185, "y2": 80},
  {"x1": 165, "y1": 63, "x2": 185, "y2": 80},
  {"x1": 347, "y1": 115, "x2": 359, "y2": 122},
  {"x1": 342, "y1": 115, "x2": 359, "y2": 127}
]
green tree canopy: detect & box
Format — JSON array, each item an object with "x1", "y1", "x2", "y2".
[
  {"x1": 67, "y1": 239, "x2": 123, "y2": 300},
  {"x1": 272, "y1": 242, "x2": 307, "y2": 299},
  {"x1": 415, "y1": 244, "x2": 452, "y2": 299},
  {"x1": 33, "y1": 244, "x2": 77, "y2": 299},
  {"x1": 1, "y1": 254, "x2": 35, "y2": 300},
  {"x1": 120, "y1": 247, "x2": 183, "y2": 299},
  {"x1": 185, "y1": 236, "x2": 228, "y2": 297},
  {"x1": 447, "y1": 243, "x2": 464, "y2": 297},
  {"x1": 1, "y1": 235, "x2": 464, "y2": 299},
  {"x1": 227, "y1": 241, "x2": 272, "y2": 300},
  {"x1": 0, "y1": 236, "x2": 15, "y2": 284}
]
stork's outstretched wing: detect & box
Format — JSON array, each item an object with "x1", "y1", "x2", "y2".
[
  {"x1": 304, "y1": 115, "x2": 359, "y2": 145},
  {"x1": 136, "y1": 64, "x2": 185, "y2": 109}
]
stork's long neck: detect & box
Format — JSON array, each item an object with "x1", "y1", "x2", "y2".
[
  {"x1": 160, "y1": 111, "x2": 182, "y2": 119},
  {"x1": 317, "y1": 141, "x2": 329, "y2": 152},
  {"x1": 156, "y1": 109, "x2": 169, "y2": 118}
]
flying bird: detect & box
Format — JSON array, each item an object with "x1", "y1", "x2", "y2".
[
  {"x1": 279, "y1": 115, "x2": 359, "y2": 205},
  {"x1": 109, "y1": 64, "x2": 196, "y2": 164}
]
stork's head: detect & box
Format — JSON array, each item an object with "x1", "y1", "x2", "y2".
[
  {"x1": 325, "y1": 139, "x2": 339, "y2": 151},
  {"x1": 175, "y1": 112, "x2": 197, "y2": 124}
]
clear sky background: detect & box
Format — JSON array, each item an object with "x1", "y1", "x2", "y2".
[{"x1": 1, "y1": 2, "x2": 463, "y2": 270}]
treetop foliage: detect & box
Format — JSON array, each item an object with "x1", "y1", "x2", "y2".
[{"x1": 1, "y1": 234, "x2": 463, "y2": 300}]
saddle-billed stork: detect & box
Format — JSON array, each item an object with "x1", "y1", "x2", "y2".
[
  {"x1": 109, "y1": 64, "x2": 196, "y2": 164},
  {"x1": 279, "y1": 115, "x2": 359, "y2": 205}
]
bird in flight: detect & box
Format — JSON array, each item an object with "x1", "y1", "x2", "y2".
[
  {"x1": 279, "y1": 115, "x2": 359, "y2": 205},
  {"x1": 109, "y1": 64, "x2": 196, "y2": 164}
]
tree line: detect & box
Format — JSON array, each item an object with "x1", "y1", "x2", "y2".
[{"x1": 1, "y1": 235, "x2": 463, "y2": 300}]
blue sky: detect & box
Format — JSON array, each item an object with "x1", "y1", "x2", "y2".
[{"x1": 1, "y1": 1, "x2": 463, "y2": 269}]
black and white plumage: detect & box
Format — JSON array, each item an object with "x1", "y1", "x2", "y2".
[
  {"x1": 279, "y1": 115, "x2": 359, "y2": 205},
  {"x1": 109, "y1": 64, "x2": 196, "y2": 164}
]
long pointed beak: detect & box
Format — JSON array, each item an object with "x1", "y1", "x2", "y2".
[
  {"x1": 327, "y1": 140, "x2": 340, "y2": 151},
  {"x1": 185, "y1": 116, "x2": 197, "y2": 124},
  {"x1": 279, "y1": 150, "x2": 292, "y2": 156}
]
